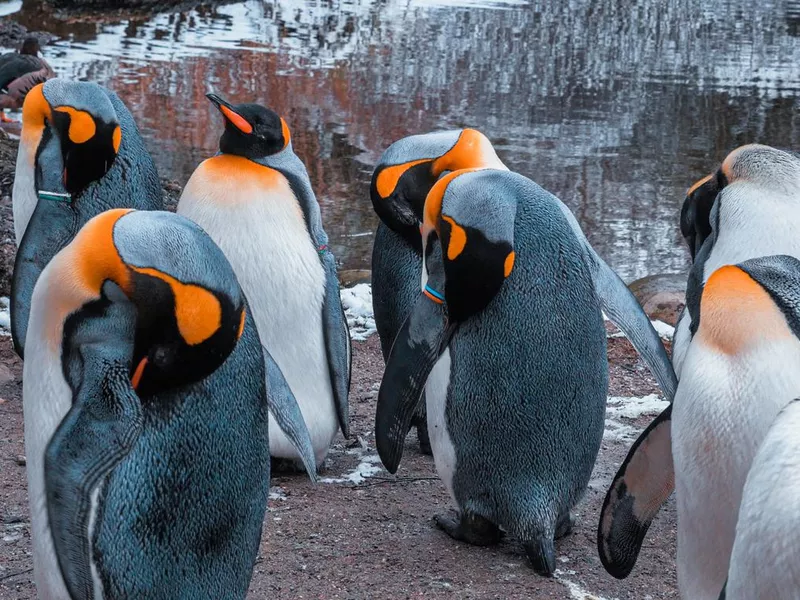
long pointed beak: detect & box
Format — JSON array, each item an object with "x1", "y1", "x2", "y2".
[
  {"x1": 206, "y1": 93, "x2": 252, "y2": 134},
  {"x1": 375, "y1": 292, "x2": 455, "y2": 473}
]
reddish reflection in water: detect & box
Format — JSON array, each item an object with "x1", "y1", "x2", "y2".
[{"x1": 9, "y1": 0, "x2": 800, "y2": 277}]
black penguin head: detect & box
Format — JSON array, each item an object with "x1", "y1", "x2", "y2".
[
  {"x1": 20, "y1": 36, "x2": 40, "y2": 55},
  {"x1": 26, "y1": 80, "x2": 122, "y2": 199},
  {"x1": 207, "y1": 93, "x2": 290, "y2": 159},
  {"x1": 422, "y1": 169, "x2": 516, "y2": 323},
  {"x1": 370, "y1": 129, "x2": 507, "y2": 247},
  {"x1": 680, "y1": 169, "x2": 727, "y2": 260},
  {"x1": 53, "y1": 210, "x2": 248, "y2": 399}
]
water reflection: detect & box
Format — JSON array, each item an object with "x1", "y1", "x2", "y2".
[{"x1": 6, "y1": 0, "x2": 800, "y2": 279}]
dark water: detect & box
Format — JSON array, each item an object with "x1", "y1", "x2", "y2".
[{"x1": 6, "y1": 0, "x2": 800, "y2": 279}]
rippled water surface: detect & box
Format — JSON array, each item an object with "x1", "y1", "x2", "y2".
[{"x1": 6, "y1": 0, "x2": 800, "y2": 278}]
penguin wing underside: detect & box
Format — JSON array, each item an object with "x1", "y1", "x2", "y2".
[
  {"x1": 263, "y1": 345, "x2": 319, "y2": 482},
  {"x1": 597, "y1": 404, "x2": 673, "y2": 579}
]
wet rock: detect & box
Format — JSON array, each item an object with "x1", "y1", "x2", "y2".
[{"x1": 628, "y1": 273, "x2": 687, "y2": 326}]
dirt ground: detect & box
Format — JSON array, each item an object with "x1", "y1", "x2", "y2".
[{"x1": 0, "y1": 122, "x2": 679, "y2": 598}]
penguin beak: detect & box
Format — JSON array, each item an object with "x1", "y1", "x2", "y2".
[
  {"x1": 206, "y1": 93, "x2": 253, "y2": 135},
  {"x1": 374, "y1": 291, "x2": 456, "y2": 473}
]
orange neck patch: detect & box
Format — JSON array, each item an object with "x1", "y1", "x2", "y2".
[
  {"x1": 129, "y1": 265, "x2": 222, "y2": 346},
  {"x1": 281, "y1": 117, "x2": 291, "y2": 149},
  {"x1": 112, "y1": 125, "x2": 122, "y2": 153},
  {"x1": 54, "y1": 107, "x2": 96, "y2": 144},
  {"x1": 504, "y1": 251, "x2": 515, "y2": 277},
  {"x1": 699, "y1": 265, "x2": 791, "y2": 354},
  {"x1": 220, "y1": 104, "x2": 253, "y2": 134}
]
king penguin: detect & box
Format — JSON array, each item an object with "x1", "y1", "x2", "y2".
[
  {"x1": 370, "y1": 130, "x2": 508, "y2": 454},
  {"x1": 11, "y1": 79, "x2": 162, "y2": 359},
  {"x1": 24, "y1": 209, "x2": 271, "y2": 599},
  {"x1": 598, "y1": 144, "x2": 800, "y2": 580},
  {"x1": 375, "y1": 167, "x2": 677, "y2": 575},
  {"x1": 177, "y1": 93, "x2": 350, "y2": 472},
  {"x1": 722, "y1": 396, "x2": 800, "y2": 599}
]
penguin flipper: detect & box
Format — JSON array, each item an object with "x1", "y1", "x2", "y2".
[
  {"x1": 45, "y1": 301, "x2": 144, "y2": 600},
  {"x1": 553, "y1": 197, "x2": 677, "y2": 402},
  {"x1": 320, "y1": 250, "x2": 352, "y2": 439},
  {"x1": 263, "y1": 346, "x2": 319, "y2": 482},
  {"x1": 597, "y1": 404, "x2": 673, "y2": 579}
]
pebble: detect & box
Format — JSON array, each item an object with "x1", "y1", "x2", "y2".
[{"x1": 15, "y1": 455, "x2": 25, "y2": 466}]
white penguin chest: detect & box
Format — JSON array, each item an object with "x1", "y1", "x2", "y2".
[
  {"x1": 672, "y1": 337, "x2": 800, "y2": 599},
  {"x1": 12, "y1": 132, "x2": 38, "y2": 245},
  {"x1": 177, "y1": 162, "x2": 337, "y2": 461},
  {"x1": 426, "y1": 348, "x2": 457, "y2": 504}
]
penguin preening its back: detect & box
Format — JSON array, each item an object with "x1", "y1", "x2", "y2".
[
  {"x1": 376, "y1": 167, "x2": 676, "y2": 575},
  {"x1": 370, "y1": 129, "x2": 510, "y2": 454},
  {"x1": 177, "y1": 93, "x2": 349, "y2": 473},
  {"x1": 11, "y1": 79, "x2": 162, "y2": 359},
  {"x1": 598, "y1": 144, "x2": 800, "y2": 581},
  {"x1": 0, "y1": 37, "x2": 55, "y2": 116},
  {"x1": 24, "y1": 209, "x2": 270, "y2": 599}
]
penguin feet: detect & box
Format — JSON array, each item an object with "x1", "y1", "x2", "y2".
[
  {"x1": 554, "y1": 511, "x2": 575, "y2": 539},
  {"x1": 433, "y1": 511, "x2": 503, "y2": 546},
  {"x1": 523, "y1": 537, "x2": 556, "y2": 577},
  {"x1": 270, "y1": 456, "x2": 311, "y2": 476}
]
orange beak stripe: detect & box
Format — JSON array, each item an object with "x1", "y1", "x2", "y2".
[{"x1": 220, "y1": 104, "x2": 253, "y2": 134}]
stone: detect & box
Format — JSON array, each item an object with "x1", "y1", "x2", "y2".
[{"x1": 628, "y1": 273, "x2": 687, "y2": 326}]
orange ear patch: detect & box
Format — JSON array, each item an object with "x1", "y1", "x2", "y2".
[
  {"x1": 112, "y1": 125, "x2": 122, "y2": 153},
  {"x1": 431, "y1": 129, "x2": 502, "y2": 176},
  {"x1": 54, "y1": 107, "x2": 96, "y2": 144},
  {"x1": 281, "y1": 117, "x2": 291, "y2": 149},
  {"x1": 699, "y1": 265, "x2": 791, "y2": 354},
  {"x1": 220, "y1": 104, "x2": 253, "y2": 134},
  {"x1": 130, "y1": 266, "x2": 222, "y2": 346},
  {"x1": 375, "y1": 159, "x2": 429, "y2": 199},
  {"x1": 442, "y1": 215, "x2": 467, "y2": 260},
  {"x1": 504, "y1": 251, "x2": 515, "y2": 277}
]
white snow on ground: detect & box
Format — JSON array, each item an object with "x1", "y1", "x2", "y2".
[
  {"x1": 556, "y1": 570, "x2": 615, "y2": 600},
  {"x1": 604, "y1": 394, "x2": 669, "y2": 442},
  {"x1": 607, "y1": 319, "x2": 674, "y2": 341},
  {"x1": 320, "y1": 454, "x2": 383, "y2": 485},
  {"x1": 0, "y1": 297, "x2": 9, "y2": 336},
  {"x1": 341, "y1": 284, "x2": 376, "y2": 341}
]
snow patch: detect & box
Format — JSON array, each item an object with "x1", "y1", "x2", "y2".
[
  {"x1": 556, "y1": 570, "x2": 615, "y2": 600},
  {"x1": 341, "y1": 283, "x2": 376, "y2": 341},
  {"x1": 604, "y1": 394, "x2": 669, "y2": 442},
  {"x1": 320, "y1": 454, "x2": 383, "y2": 485},
  {"x1": 0, "y1": 297, "x2": 9, "y2": 336},
  {"x1": 607, "y1": 319, "x2": 674, "y2": 341}
]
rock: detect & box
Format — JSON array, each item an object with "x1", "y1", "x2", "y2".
[
  {"x1": 0, "y1": 363, "x2": 14, "y2": 386},
  {"x1": 15, "y1": 455, "x2": 25, "y2": 466},
  {"x1": 628, "y1": 273, "x2": 687, "y2": 326},
  {"x1": 339, "y1": 269, "x2": 371, "y2": 287}
]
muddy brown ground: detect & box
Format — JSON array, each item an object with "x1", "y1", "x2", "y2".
[{"x1": 0, "y1": 128, "x2": 679, "y2": 597}]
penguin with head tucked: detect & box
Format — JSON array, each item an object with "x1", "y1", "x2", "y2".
[
  {"x1": 11, "y1": 79, "x2": 162, "y2": 358},
  {"x1": 24, "y1": 209, "x2": 271, "y2": 599},
  {"x1": 370, "y1": 130, "x2": 509, "y2": 454},
  {"x1": 598, "y1": 145, "x2": 800, "y2": 581},
  {"x1": 720, "y1": 393, "x2": 800, "y2": 600},
  {"x1": 177, "y1": 93, "x2": 349, "y2": 474},
  {"x1": 376, "y1": 166, "x2": 677, "y2": 575}
]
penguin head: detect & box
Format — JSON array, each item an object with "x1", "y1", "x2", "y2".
[
  {"x1": 207, "y1": 93, "x2": 290, "y2": 159},
  {"x1": 24, "y1": 79, "x2": 122, "y2": 199},
  {"x1": 370, "y1": 129, "x2": 507, "y2": 245},
  {"x1": 421, "y1": 168, "x2": 516, "y2": 323},
  {"x1": 44, "y1": 209, "x2": 247, "y2": 398},
  {"x1": 20, "y1": 36, "x2": 40, "y2": 55},
  {"x1": 680, "y1": 144, "x2": 800, "y2": 260}
]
